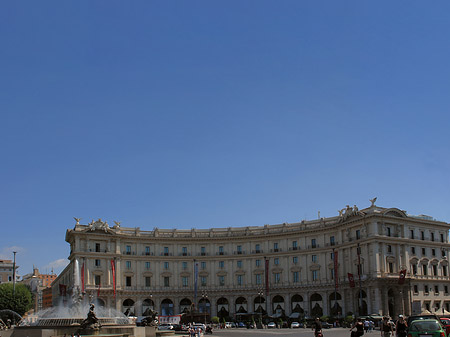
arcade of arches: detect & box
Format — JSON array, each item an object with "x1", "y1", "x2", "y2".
[{"x1": 98, "y1": 285, "x2": 411, "y2": 318}]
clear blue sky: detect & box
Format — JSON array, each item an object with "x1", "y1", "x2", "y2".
[{"x1": 1, "y1": 1, "x2": 450, "y2": 276}]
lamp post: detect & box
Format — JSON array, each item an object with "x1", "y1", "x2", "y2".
[
  {"x1": 202, "y1": 291, "x2": 208, "y2": 325},
  {"x1": 12, "y1": 252, "x2": 17, "y2": 299}
]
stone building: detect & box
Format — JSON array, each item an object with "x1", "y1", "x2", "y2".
[
  {"x1": 52, "y1": 201, "x2": 450, "y2": 320},
  {"x1": 22, "y1": 267, "x2": 57, "y2": 312},
  {"x1": 0, "y1": 259, "x2": 18, "y2": 284}
]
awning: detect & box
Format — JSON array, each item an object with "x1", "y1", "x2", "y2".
[{"x1": 289, "y1": 312, "x2": 300, "y2": 319}]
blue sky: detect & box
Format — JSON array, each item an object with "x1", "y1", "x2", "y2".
[{"x1": 1, "y1": 1, "x2": 450, "y2": 276}]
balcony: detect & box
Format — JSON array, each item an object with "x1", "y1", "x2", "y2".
[
  {"x1": 123, "y1": 251, "x2": 136, "y2": 255},
  {"x1": 216, "y1": 252, "x2": 226, "y2": 256},
  {"x1": 233, "y1": 251, "x2": 245, "y2": 255},
  {"x1": 288, "y1": 247, "x2": 299, "y2": 251},
  {"x1": 142, "y1": 252, "x2": 154, "y2": 256},
  {"x1": 161, "y1": 252, "x2": 173, "y2": 256},
  {"x1": 252, "y1": 249, "x2": 263, "y2": 254},
  {"x1": 270, "y1": 248, "x2": 282, "y2": 253},
  {"x1": 179, "y1": 252, "x2": 191, "y2": 256}
]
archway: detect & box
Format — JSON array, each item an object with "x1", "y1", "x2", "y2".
[
  {"x1": 388, "y1": 289, "x2": 395, "y2": 317},
  {"x1": 161, "y1": 298, "x2": 174, "y2": 316},
  {"x1": 329, "y1": 292, "x2": 342, "y2": 316},
  {"x1": 217, "y1": 297, "x2": 229, "y2": 319},
  {"x1": 142, "y1": 298, "x2": 155, "y2": 315},
  {"x1": 272, "y1": 295, "x2": 285, "y2": 317},
  {"x1": 310, "y1": 293, "x2": 323, "y2": 318},
  {"x1": 95, "y1": 298, "x2": 105, "y2": 307},
  {"x1": 123, "y1": 299, "x2": 135, "y2": 316},
  {"x1": 254, "y1": 296, "x2": 266, "y2": 315},
  {"x1": 180, "y1": 298, "x2": 191, "y2": 314}
]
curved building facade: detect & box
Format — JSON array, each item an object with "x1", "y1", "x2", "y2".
[{"x1": 53, "y1": 201, "x2": 450, "y2": 319}]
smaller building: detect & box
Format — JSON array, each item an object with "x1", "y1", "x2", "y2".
[
  {"x1": 21, "y1": 267, "x2": 57, "y2": 311},
  {"x1": 42, "y1": 287, "x2": 53, "y2": 309},
  {"x1": 0, "y1": 259, "x2": 18, "y2": 284}
]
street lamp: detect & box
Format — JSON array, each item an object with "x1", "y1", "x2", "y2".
[
  {"x1": 257, "y1": 289, "x2": 264, "y2": 327},
  {"x1": 202, "y1": 291, "x2": 208, "y2": 325}
]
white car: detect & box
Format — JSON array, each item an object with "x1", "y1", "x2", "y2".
[
  {"x1": 291, "y1": 321, "x2": 301, "y2": 328},
  {"x1": 158, "y1": 323, "x2": 174, "y2": 330},
  {"x1": 267, "y1": 322, "x2": 276, "y2": 328}
]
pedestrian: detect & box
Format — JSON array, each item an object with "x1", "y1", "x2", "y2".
[
  {"x1": 312, "y1": 317, "x2": 323, "y2": 337},
  {"x1": 350, "y1": 318, "x2": 364, "y2": 337},
  {"x1": 381, "y1": 316, "x2": 393, "y2": 337},
  {"x1": 395, "y1": 315, "x2": 407, "y2": 337},
  {"x1": 364, "y1": 319, "x2": 369, "y2": 333}
]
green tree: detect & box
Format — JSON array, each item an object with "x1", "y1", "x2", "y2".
[
  {"x1": 211, "y1": 316, "x2": 219, "y2": 324},
  {"x1": 0, "y1": 283, "x2": 33, "y2": 316}
]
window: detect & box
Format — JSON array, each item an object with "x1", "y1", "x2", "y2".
[
  {"x1": 256, "y1": 259, "x2": 261, "y2": 267},
  {"x1": 412, "y1": 264, "x2": 417, "y2": 275},
  {"x1": 201, "y1": 261, "x2": 206, "y2": 270},
  {"x1": 356, "y1": 230, "x2": 361, "y2": 239},
  {"x1": 164, "y1": 277, "x2": 170, "y2": 287},
  {"x1": 443, "y1": 266, "x2": 448, "y2": 277},
  {"x1": 312, "y1": 255, "x2": 317, "y2": 263},
  {"x1": 293, "y1": 271, "x2": 299, "y2": 283},
  {"x1": 145, "y1": 276, "x2": 151, "y2": 287},
  {"x1": 435, "y1": 285, "x2": 439, "y2": 294},
  {"x1": 331, "y1": 252, "x2": 335, "y2": 260},
  {"x1": 424, "y1": 285, "x2": 429, "y2": 294},
  {"x1": 219, "y1": 246, "x2": 224, "y2": 255},
  {"x1": 182, "y1": 262, "x2": 188, "y2": 270},
  {"x1": 422, "y1": 248, "x2": 426, "y2": 255},
  {"x1": 201, "y1": 247, "x2": 206, "y2": 256},
  {"x1": 94, "y1": 275, "x2": 101, "y2": 286},
  {"x1": 255, "y1": 244, "x2": 261, "y2": 253},
  {"x1": 410, "y1": 230, "x2": 414, "y2": 239},
  {"x1": 386, "y1": 227, "x2": 391, "y2": 237},
  {"x1": 95, "y1": 243, "x2": 100, "y2": 252},
  {"x1": 445, "y1": 286, "x2": 448, "y2": 294},
  {"x1": 237, "y1": 245, "x2": 242, "y2": 254},
  {"x1": 274, "y1": 258, "x2": 279, "y2": 266},
  {"x1": 237, "y1": 260, "x2": 242, "y2": 268},
  {"x1": 442, "y1": 250, "x2": 447, "y2": 257},
  {"x1": 145, "y1": 246, "x2": 150, "y2": 255},
  {"x1": 95, "y1": 259, "x2": 101, "y2": 267},
  {"x1": 433, "y1": 265, "x2": 438, "y2": 276},
  {"x1": 432, "y1": 249, "x2": 436, "y2": 256},
  {"x1": 312, "y1": 270, "x2": 318, "y2": 281},
  {"x1": 219, "y1": 261, "x2": 224, "y2": 269},
  {"x1": 218, "y1": 275, "x2": 225, "y2": 286},
  {"x1": 164, "y1": 262, "x2": 169, "y2": 270},
  {"x1": 201, "y1": 276, "x2": 207, "y2": 286},
  {"x1": 182, "y1": 276, "x2": 189, "y2": 287},
  {"x1": 412, "y1": 247, "x2": 416, "y2": 255},
  {"x1": 273, "y1": 243, "x2": 279, "y2": 252},
  {"x1": 164, "y1": 247, "x2": 169, "y2": 256},
  {"x1": 330, "y1": 236, "x2": 335, "y2": 246},
  {"x1": 126, "y1": 245, "x2": 131, "y2": 254},
  {"x1": 237, "y1": 275, "x2": 243, "y2": 285},
  {"x1": 126, "y1": 261, "x2": 132, "y2": 269},
  {"x1": 293, "y1": 256, "x2": 298, "y2": 264},
  {"x1": 182, "y1": 247, "x2": 187, "y2": 256},
  {"x1": 387, "y1": 245, "x2": 392, "y2": 253},
  {"x1": 431, "y1": 233, "x2": 435, "y2": 241},
  {"x1": 311, "y1": 239, "x2": 316, "y2": 248},
  {"x1": 256, "y1": 274, "x2": 262, "y2": 285},
  {"x1": 388, "y1": 262, "x2": 393, "y2": 273},
  {"x1": 331, "y1": 268, "x2": 335, "y2": 280},
  {"x1": 414, "y1": 285, "x2": 418, "y2": 293},
  {"x1": 145, "y1": 262, "x2": 151, "y2": 270},
  {"x1": 441, "y1": 234, "x2": 445, "y2": 243},
  {"x1": 421, "y1": 231, "x2": 425, "y2": 240},
  {"x1": 126, "y1": 276, "x2": 132, "y2": 287},
  {"x1": 422, "y1": 264, "x2": 428, "y2": 275},
  {"x1": 358, "y1": 264, "x2": 364, "y2": 275},
  {"x1": 274, "y1": 273, "x2": 280, "y2": 284},
  {"x1": 292, "y1": 241, "x2": 298, "y2": 250}
]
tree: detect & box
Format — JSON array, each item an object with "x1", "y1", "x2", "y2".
[{"x1": 0, "y1": 283, "x2": 33, "y2": 316}]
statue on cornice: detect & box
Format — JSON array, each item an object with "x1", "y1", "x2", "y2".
[
  {"x1": 370, "y1": 197, "x2": 377, "y2": 207},
  {"x1": 113, "y1": 221, "x2": 121, "y2": 228},
  {"x1": 74, "y1": 217, "x2": 81, "y2": 225}
]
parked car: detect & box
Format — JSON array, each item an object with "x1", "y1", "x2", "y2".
[
  {"x1": 440, "y1": 318, "x2": 450, "y2": 336},
  {"x1": 237, "y1": 322, "x2": 246, "y2": 328},
  {"x1": 267, "y1": 322, "x2": 276, "y2": 328},
  {"x1": 407, "y1": 318, "x2": 446, "y2": 337},
  {"x1": 321, "y1": 321, "x2": 333, "y2": 329},
  {"x1": 225, "y1": 322, "x2": 232, "y2": 328},
  {"x1": 158, "y1": 323, "x2": 174, "y2": 330},
  {"x1": 290, "y1": 321, "x2": 301, "y2": 328},
  {"x1": 192, "y1": 323, "x2": 206, "y2": 332}
]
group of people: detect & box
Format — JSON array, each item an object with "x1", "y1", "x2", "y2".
[{"x1": 311, "y1": 315, "x2": 408, "y2": 337}]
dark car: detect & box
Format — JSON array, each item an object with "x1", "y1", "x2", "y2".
[
  {"x1": 407, "y1": 314, "x2": 440, "y2": 329},
  {"x1": 321, "y1": 321, "x2": 333, "y2": 329}
]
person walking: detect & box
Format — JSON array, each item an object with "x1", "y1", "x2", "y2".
[
  {"x1": 350, "y1": 318, "x2": 364, "y2": 337},
  {"x1": 312, "y1": 317, "x2": 323, "y2": 337},
  {"x1": 381, "y1": 316, "x2": 394, "y2": 337},
  {"x1": 395, "y1": 315, "x2": 407, "y2": 337}
]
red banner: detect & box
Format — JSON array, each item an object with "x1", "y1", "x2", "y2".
[
  {"x1": 81, "y1": 262, "x2": 85, "y2": 292},
  {"x1": 348, "y1": 273, "x2": 355, "y2": 288},
  {"x1": 398, "y1": 269, "x2": 407, "y2": 285},
  {"x1": 265, "y1": 258, "x2": 269, "y2": 296},
  {"x1": 334, "y1": 251, "x2": 339, "y2": 289},
  {"x1": 111, "y1": 259, "x2": 116, "y2": 297}
]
